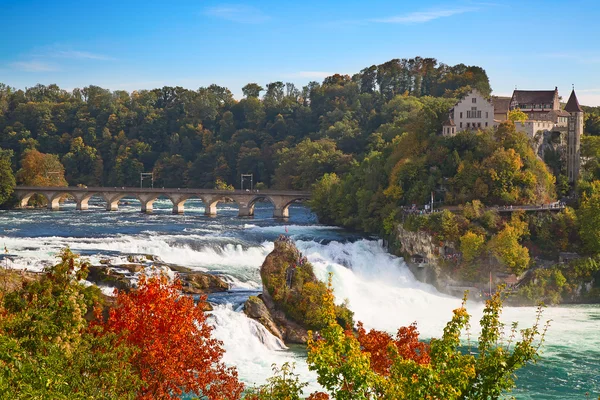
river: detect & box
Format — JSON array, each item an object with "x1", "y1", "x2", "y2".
[{"x1": 0, "y1": 198, "x2": 598, "y2": 399}]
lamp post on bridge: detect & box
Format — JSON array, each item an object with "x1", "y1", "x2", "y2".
[
  {"x1": 44, "y1": 171, "x2": 62, "y2": 186},
  {"x1": 240, "y1": 174, "x2": 253, "y2": 191},
  {"x1": 140, "y1": 173, "x2": 154, "y2": 188}
]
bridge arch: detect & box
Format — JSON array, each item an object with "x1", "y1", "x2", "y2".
[
  {"x1": 236, "y1": 194, "x2": 310, "y2": 218},
  {"x1": 200, "y1": 194, "x2": 235, "y2": 216},
  {"x1": 17, "y1": 190, "x2": 72, "y2": 210},
  {"x1": 273, "y1": 196, "x2": 310, "y2": 218}
]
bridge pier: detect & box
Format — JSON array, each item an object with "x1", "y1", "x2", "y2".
[
  {"x1": 273, "y1": 207, "x2": 289, "y2": 219},
  {"x1": 236, "y1": 195, "x2": 256, "y2": 217},
  {"x1": 72, "y1": 193, "x2": 92, "y2": 211},
  {"x1": 170, "y1": 194, "x2": 189, "y2": 214},
  {"x1": 47, "y1": 196, "x2": 61, "y2": 211},
  {"x1": 270, "y1": 195, "x2": 292, "y2": 219},
  {"x1": 238, "y1": 205, "x2": 254, "y2": 217},
  {"x1": 137, "y1": 194, "x2": 158, "y2": 213},
  {"x1": 76, "y1": 199, "x2": 88, "y2": 210},
  {"x1": 204, "y1": 202, "x2": 217, "y2": 216},
  {"x1": 103, "y1": 193, "x2": 125, "y2": 211},
  {"x1": 43, "y1": 191, "x2": 70, "y2": 211},
  {"x1": 200, "y1": 195, "x2": 220, "y2": 216}
]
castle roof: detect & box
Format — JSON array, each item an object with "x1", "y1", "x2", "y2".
[
  {"x1": 512, "y1": 90, "x2": 556, "y2": 104},
  {"x1": 564, "y1": 90, "x2": 583, "y2": 113},
  {"x1": 492, "y1": 96, "x2": 511, "y2": 114},
  {"x1": 550, "y1": 109, "x2": 571, "y2": 118},
  {"x1": 443, "y1": 117, "x2": 455, "y2": 127}
]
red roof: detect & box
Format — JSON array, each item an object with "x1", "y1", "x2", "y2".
[{"x1": 564, "y1": 89, "x2": 583, "y2": 113}]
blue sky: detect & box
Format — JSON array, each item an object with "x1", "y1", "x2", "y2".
[{"x1": 2, "y1": 0, "x2": 600, "y2": 104}]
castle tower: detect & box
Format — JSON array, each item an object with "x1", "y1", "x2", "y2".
[{"x1": 564, "y1": 89, "x2": 583, "y2": 183}]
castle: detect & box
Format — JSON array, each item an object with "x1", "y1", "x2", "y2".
[{"x1": 442, "y1": 87, "x2": 584, "y2": 183}]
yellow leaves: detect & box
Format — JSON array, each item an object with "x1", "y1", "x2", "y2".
[{"x1": 460, "y1": 231, "x2": 485, "y2": 263}]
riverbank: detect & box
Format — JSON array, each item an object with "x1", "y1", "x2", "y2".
[{"x1": 385, "y1": 215, "x2": 600, "y2": 306}]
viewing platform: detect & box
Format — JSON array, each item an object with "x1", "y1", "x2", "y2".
[{"x1": 13, "y1": 186, "x2": 311, "y2": 218}]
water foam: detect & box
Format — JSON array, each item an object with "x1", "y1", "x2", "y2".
[{"x1": 209, "y1": 304, "x2": 319, "y2": 391}]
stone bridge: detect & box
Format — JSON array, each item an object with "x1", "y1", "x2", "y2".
[{"x1": 13, "y1": 186, "x2": 311, "y2": 218}]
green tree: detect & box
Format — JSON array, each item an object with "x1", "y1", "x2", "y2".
[
  {"x1": 242, "y1": 83, "x2": 264, "y2": 98},
  {"x1": 578, "y1": 180, "x2": 600, "y2": 254},
  {"x1": 62, "y1": 137, "x2": 102, "y2": 185},
  {"x1": 0, "y1": 148, "x2": 15, "y2": 206},
  {"x1": 273, "y1": 139, "x2": 353, "y2": 190},
  {"x1": 0, "y1": 249, "x2": 140, "y2": 398}
]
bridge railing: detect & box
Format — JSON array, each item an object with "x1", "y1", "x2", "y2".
[{"x1": 14, "y1": 186, "x2": 311, "y2": 197}]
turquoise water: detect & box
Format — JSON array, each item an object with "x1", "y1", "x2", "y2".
[{"x1": 0, "y1": 199, "x2": 598, "y2": 398}]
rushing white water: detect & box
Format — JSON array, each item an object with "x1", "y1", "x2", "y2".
[{"x1": 209, "y1": 304, "x2": 320, "y2": 391}]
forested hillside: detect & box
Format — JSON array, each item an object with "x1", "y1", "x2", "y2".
[{"x1": 0, "y1": 57, "x2": 490, "y2": 190}]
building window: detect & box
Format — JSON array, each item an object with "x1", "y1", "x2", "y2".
[
  {"x1": 460, "y1": 122, "x2": 463, "y2": 128},
  {"x1": 460, "y1": 112, "x2": 463, "y2": 118},
  {"x1": 472, "y1": 98, "x2": 476, "y2": 103},
  {"x1": 466, "y1": 110, "x2": 482, "y2": 118},
  {"x1": 486, "y1": 112, "x2": 488, "y2": 118},
  {"x1": 485, "y1": 122, "x2": 488, "y2": 127},
  {"x1": 467, "y1": 123, "x2": 470, "y2": 128}
]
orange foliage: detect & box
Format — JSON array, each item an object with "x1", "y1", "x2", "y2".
[
  {"x1": 308, "y1": 392, "x2": 330, "y2": 399},
  {"x1": 16, "y1": 149, "x2": 67, "y2": 186},
  {"x1": 95, "y1": 275, "x2": 243, "y2": 400},
  {"x1": 356, "y1": 321, "x2": 430, "y2": 375}
]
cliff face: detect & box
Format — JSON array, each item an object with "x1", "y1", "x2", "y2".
[{"x1": 393, "y1": 224, "x2": 478, "y2": 297}]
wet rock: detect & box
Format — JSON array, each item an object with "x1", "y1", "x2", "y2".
[
  {"x1": 86, "y1": 265, "x2": 130, "y2": 291},
  {"x1": 180, "y1": 272, "x2": 229, "y2": 294},
  {"x1": 244, "y1": 296, "x2": 283, "y2": 341},
  {"x1": 199, "y1": 301, "x2": 214, "y2": 312},
  {"x1": 119, "y1": 264, "x2": 145, "y2": 273},
  {"x1": 168, "y1": 264, "x2": 192, "y2": 273}
]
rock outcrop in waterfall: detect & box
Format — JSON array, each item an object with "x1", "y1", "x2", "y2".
[{"x1": 243, "y1": 236, "x2": 353, "y2": 344}]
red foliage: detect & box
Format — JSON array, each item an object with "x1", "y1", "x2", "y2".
[
  {"x1": 308, "y1": 392, "x2": 330, "y2": 400},
  {"x1": 95, "y1": 275, "x2": 243, "y2": 400},
  {"x1": 356, "y1": 321, "x2": 430, "y2": 376}
]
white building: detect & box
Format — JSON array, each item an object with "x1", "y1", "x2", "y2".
[{"x1": 442, "y1": 89, "x2": 495, "y2": 136}]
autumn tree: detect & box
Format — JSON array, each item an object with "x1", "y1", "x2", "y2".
[
  {"x1": 508, "y1": 108, "x2": 528, "y2": 123},
  {"x1": 16, "y1": 149, "x2": 67, "y2": 187},
  {"x1": 356, "y1": 322, "x2": 430, "y2": 376},
  {"x1": 96, "y1": 275, "x2": 243, "y2": 400},
  {"x1": 306, "y1": 282, "x2": 547, "y2": 399},
  {"x1": 489, "y1": 214, "x2": 530, "y2": 275},
  {"x1": 460, "y1": 231, "x2": 486, "y2": 262}
]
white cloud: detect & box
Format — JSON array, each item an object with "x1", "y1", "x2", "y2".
[
  {"x1": 204, "y1": 4, "x2": 270, "y2": 24},
  {"x1": 285, "y1": 71, "x2": 335, "y2": 79},
  {"x1": 372, "y1": 6, "x2": 477, "y2": 24},
  {"x1": 10, "y1": 61, "x2": 58, "y2": 72}
]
